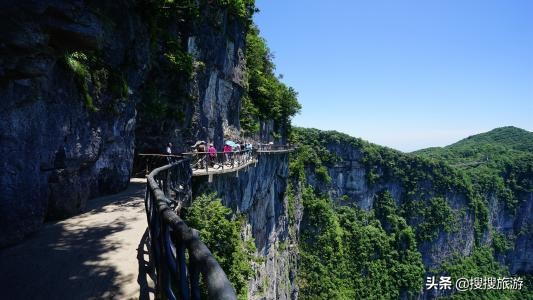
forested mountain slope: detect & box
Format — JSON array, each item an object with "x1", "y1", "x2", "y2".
[{"x1": 290, "y1": 127, "x2": 532, "y2": 299}]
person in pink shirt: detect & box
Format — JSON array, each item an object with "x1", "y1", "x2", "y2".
[
  {"x1": 223, "y1": 144, "x2": 231, "y2": 165},
  {"x1": 208, "y1": 143, "x2": 217, "y2": 167}
]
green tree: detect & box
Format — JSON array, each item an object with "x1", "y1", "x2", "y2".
[
  {"x1": 183, "y1": 193, "x2": 255, "y2": 299},
  {"x1": 242, "y1": 25, "x2": 301, "y2": 137}
]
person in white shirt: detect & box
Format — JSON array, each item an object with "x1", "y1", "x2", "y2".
[{"x1": 166, "y1": 142, "x2": 173, "y2": 163}]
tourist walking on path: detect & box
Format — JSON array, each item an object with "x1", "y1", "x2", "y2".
[
  {"x1": 166, "y1": 142, "x2": 173, "y2": 163},
  {"x1": 223, "y1": 144, "x2": 232, "y2": 166},
  {"x1": 235, "y1": 142, "x2": 242, "y2": 165},
  {"x1": 208, "y1": 143, "x2": 217, "y2": 167},
  {"x1": 196, "y1": 142, "x2": 207, "y2": 169},
  {"x1": 245, "y1": 142, "x2": 252, "y2": 161}
]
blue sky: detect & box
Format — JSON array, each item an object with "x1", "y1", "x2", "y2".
[{"x1": 253, "y1": 0, "x2": 533, "y2": 151}]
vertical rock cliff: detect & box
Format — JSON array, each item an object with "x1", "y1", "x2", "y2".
[
  {"x1": 0, "y1": 0, "x2": 150, "y2": 247},
  {"x1": 192, "y1": 153, "x2": 298, "y2": 300},
  {"x1": 490, "y1": 192, "x2": 533, "y2": 274},
  {"x1": 304, "y1": 145, "x2": 479, "y2": 270},
  {"x1": 134, "y1": 2, "x2": 250, "y2": 154},
  {"x1": 0, "y1": 3, "x2": 299, "y2": 299},
  {"x1": 0, "y1": 0, "x2": 254, "y2": 247}
]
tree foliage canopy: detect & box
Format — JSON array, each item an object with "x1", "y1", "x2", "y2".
[
  {"x1": 183, "y1": 193, "x2": 256, "y2": 299},
  {"x1": 241, "y1": 25, "x2": 301, "y2": 136}
]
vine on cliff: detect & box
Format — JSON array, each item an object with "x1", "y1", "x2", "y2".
[{"x1": 63, "y1": 51, "x2": 129, "y2": 114}]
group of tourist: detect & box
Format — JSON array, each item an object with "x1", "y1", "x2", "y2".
[
  {"x1": 195, "y1": 140, "x2": 254, "y2": 170},
  {"x1": 165, "y1": 140, "x2": 255, "y2": 170}
]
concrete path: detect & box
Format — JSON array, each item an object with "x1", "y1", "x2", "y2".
[{"x1": 0, "y1": 178, "x2": 155, "y2": 300}]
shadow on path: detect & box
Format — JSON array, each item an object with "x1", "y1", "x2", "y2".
[
  {"x1": 0, "y1": 179, "x2": 153, "y2": 300},
  {"x1": 137, "y1": 228, "x2": 156, "y2": 300}
]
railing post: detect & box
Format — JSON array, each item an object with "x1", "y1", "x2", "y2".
[
  {"x1": 160, "y1": 221, "x2": 176, "y2": 300},
  {"x1": 177, "y1": 243, "x2": 190, "y2": 300},
  {"x1": 153, "y1": 213, "x2": 164, "y2": 299},
  {"x1": 145, "y1": 157, "x2": 241, "y2": 300},
  {"x1": 205, "y1": 153, "x2": 209, "y2": 173},
  {"x1": 189, "y1": 229, "x2": 201, "y2": 300},
  {"x1": 165, "y1": 169, "x2": 171, "y2": 197}
]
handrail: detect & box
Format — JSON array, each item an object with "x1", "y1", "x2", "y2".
[
  {"x1": 138, "y1": 145, "x2": 293, "y2": 177},
  {"x1": 182, "y1": 149, "x2": 258, "y2": 174},
  {"x1": 256, "y1": 144, "x2": 295, "y2": 152},
  {"x1": 145, "y1": 158, "x2": 236, "y2": 300},
  {"x1": 135, "y1": 153, "x2": 184, "y2": 177},
  {"x1": 139, "y1": 153, "x2": 184, "y2": 158}
]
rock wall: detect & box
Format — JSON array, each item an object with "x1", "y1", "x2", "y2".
[
  {"x1": 135, "y1": 5, "x2": 248, "y2": 155},
  {"x1": 0, "y1": 0, "x2": 255, "y2": 248},
  {"x1": 189, "y1": 13, "x2": 246, "y2": 150},
  {"x1": 0, "y1": 0, "x2": 150, "y2": 247},
  {"x1": 192, "y1": 153, "x2": 298, "y2": 300},
  {"x1": 0, "y1": 2, "x2": 298, "y2": 299},
  {"x1": 490, "y1": 191, "x2": 533, "y2": 274}
]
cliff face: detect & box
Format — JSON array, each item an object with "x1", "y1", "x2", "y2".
[
  {"x1": 0, "y1": 3, "x2": 295, "y2": 298},
  {"x1": 189, "y1": 13, "x2": 246, "y2": 149},
  {"x1": 306, "y1": 151, "x2": 475, "y2": 270},
  {"x1": 0, "y1": 0, "x2": 149, "y2": 247},
  {"x1": 300, "y1": 131, "x2": 532, "y2": 275},
  {"x1": 134, "y1": 4, "x2": 248, "y2": 154},
  {"x1": 0, "y1": 0, "x2": 251, "y2": 247},
  {"x1": 490, "y1": 192, "x2": 533, "y2": 274},
  {"x1": 192, "y1": 153, "x2": 298, "y2": 300}
]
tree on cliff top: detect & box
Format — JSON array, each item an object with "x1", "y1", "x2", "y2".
[{"x1": 241, "y1": 25, "x2": 301, "y2": 137}]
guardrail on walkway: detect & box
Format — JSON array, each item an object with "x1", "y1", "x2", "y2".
[
  {"x1": 145, "y1": 158, "x2": 236, "y2": 300},
  {"x1": 136, "y1": 154, "x2": 184, "y2": 177},
  {"x1": 256, "y1": 144, "x2": 295, "y2": 152},
  {"x1": 182, "y1": 149, "x2": 258, "y2": 174},
  {"x1": 139, "y1": 145, "x2": 294, "y2": 177}
]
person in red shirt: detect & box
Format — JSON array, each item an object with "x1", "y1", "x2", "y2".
[
  {"x1": 223, "y1": 144, "x2": 232, "y2": 166},
  {"x1": 208, "y1": 143, "x2": 217, "y2": 167}
]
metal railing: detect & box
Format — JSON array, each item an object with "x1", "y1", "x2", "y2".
[
  {"x1": 256, "y1": 144, "x2": 295, "y2": 152},
  {"x1": 136, "y1": 153, "x2": 184, "y2": 177},
  {"x1": 145, "y1": 158, "x2": 236, "y2": 300},
  {"x1": 138, "y1": 144, "x2": 293, "y2": 177},
  {"x1": 182, "y1": 149, "x2": 258, "y2": 173}
]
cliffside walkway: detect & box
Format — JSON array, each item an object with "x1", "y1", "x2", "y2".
[
  {"x1": 185, "y1": 144, "x2": 294, "y2": 177},
  {"x1": 0, "y1": 145, "x2": 294, "y2": 300},
  {"x1": 0, "y1": 178, "x2": 156, "y2": 300},
  {"x1": 256, "y1": 144, "x2": 295, "y2": 154},
  {"x1": 137, "y1": 145, "x2": 294, "y2": 299},
  {"x1": 140, "y1": 145, "x2": 294, "y2": 179},
  {"x1": 190, "y1": 157, "x2": 258, "y2": 176},
  {"x1": 183, "y1": 150, "x2": 258, "y2": 177}
]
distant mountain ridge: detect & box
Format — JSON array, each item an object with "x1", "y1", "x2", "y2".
[
  {"x1": 413, "y1": 126, "x2": 533, "y2": 166},
  {"x1": 452, "y1": 126, "x2": 533, "y2": 152},
  {"x1": 416, "y1": 126, "x2": 533, "y2": 152}
]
